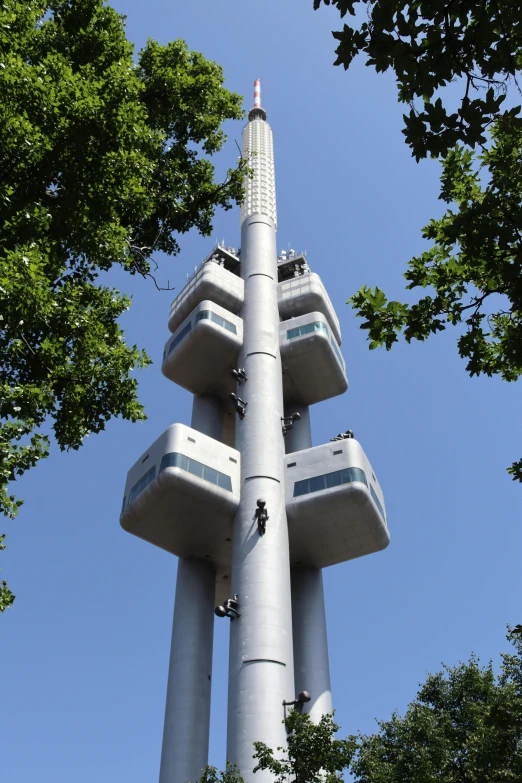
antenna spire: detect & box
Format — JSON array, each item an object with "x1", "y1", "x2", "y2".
[
  {"x1": 254, "y1": 79, "x2": 261, "y2": 109},
  {"x1": 248, "y1": 79, "x2": 267, "y2": 121}
]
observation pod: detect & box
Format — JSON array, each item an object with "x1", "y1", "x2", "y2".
[
  {"x1": 168, "y1": 247, "x2": 243, "y2": 334},
  {"x1": 162, "y1": 301, "x2": 243, "y2": 398},
  {"x1": 120, "y1": 424, "x2": 239, "y2": 567},
  {"x1": 280, "y1": 312, "x2": 348, "y2": 405},
  {"x1": 285, "y1": 438, "x2": 389, "y2": 568},
  {"x1": 278, "y1": 272, "x2": 342, "y2": 345}
]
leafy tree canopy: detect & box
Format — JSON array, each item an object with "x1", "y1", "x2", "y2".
[
  {"x1": 351, "y1": 629, "x2": 522, "y2": 783},
  {"x1": 197, "y1": 764, "x2": 245, "y2": 783},
  {"x1": 253, "y1": 711, "x2": 356, "y2": 783},
  {"x1": 0, "y1": 0, "x2": 246, "y2": 609},
  {"x1": 314, "y1": 1, "x2": 522, "y2": 482},
  {"x1": 314, "y1": 0, "x2": 522, "y2": 160},
  {"x1": 350, "y1": 114, "x2": 522, "y2": 479}
]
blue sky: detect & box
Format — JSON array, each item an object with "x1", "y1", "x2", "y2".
[{"x1": 3, "y1": 1, "x2": 521, "y2": 781}]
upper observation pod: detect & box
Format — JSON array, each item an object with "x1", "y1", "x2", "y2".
[
  {"x1": 168, "y1": 244, "x2": 243, "y2": 334},
  {"x1": 277, "y1": 251, "x2": 342, "y2": 345},
  {"x1": 240, "y1": 79, "x2": 277, "y2": 228}
]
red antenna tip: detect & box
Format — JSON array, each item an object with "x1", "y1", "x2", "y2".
[{"x1": 254, "y1": 79, "x2": 261, "y2": 108}]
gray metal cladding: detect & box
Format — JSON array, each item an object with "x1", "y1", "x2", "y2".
[
  {"x1": 278, "y1": 272, "x2": 342, "y2": 345},
  {"x1": 120, "y1": 424, "x2": 239, "y2": 568},
  {"x1": 161, "y1": 301, "x2": 243, "y2": 398},
  {"x1": 285, "y1": 439, "x2": 389, "y2": 568},
  {"x1": 168, "y1": 261, "x2": 244, "y2": 334},
  {"x1": 280, "y1": 312, "x2": 348, "y2": 405}
]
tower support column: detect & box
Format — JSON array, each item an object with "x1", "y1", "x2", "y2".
[
  {"x1": 285, "y1": 405, "x2": 333, "y2": 721},
  {"x1": 283, "y1": 404, "x2": 311, "y2": 454},
  {"x1": 291, "y1": 567, "x2": 332, "y2": 721},
  {"x1": 159, "y1": 395, "x2": 219, "y2": 783},
  {"x1": 191, "y1": 393, "x2": 224, "y2": 441},
  {"x1": 159, "y1": 558, "x2": 215, "y2": 783}
]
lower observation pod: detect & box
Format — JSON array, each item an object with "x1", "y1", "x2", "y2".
[
  {"x1": 285, "y1": 437, "x2": 389, "y2": 568},
  {"x1": 120, "y1": 424, "x2": 240, "y2": 567},
  {"x1": 280, "y1": 312, "x2": 348, "y2": 405},
  {"x1": 120, "y1": 431, "x2": 388, "y2": 571}
]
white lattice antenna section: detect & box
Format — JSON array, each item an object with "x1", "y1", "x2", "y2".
[{"x1": 240, "y1": 80, "x2": 277, "y2": 229}]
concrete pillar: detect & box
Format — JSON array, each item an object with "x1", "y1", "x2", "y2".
[
  {"x1": 227, "y1": 215, "x2": 294, "y2": 782},
  {"x1": 291, "y1": 567, "x2": 332, "y2": 721},
  {"x1": 159, "y1": 558, "x2": 215, "y2": 783},
  {"x1": 159, "y1": 395, "x2": 220, "y2": 783},
  {"x1": 285, "y1": 405, "x2": 333, "y2": 721},
  {"x1": 284, "y1": 404, "x2": 311, "y2": 454},
  {"x1": 191, "y1": 394, "x2": 224, "y2": 441},
  {"x1": 222, "y1": 406, "x2": 236, "y2": 448}
]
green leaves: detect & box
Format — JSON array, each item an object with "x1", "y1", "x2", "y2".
[
  {"x1": 350, "y1": 115, "x2": 522, "y2": 480},
  {"x1": 348, "y1": 287, "x2": 411, "y2": 350},
  {"x1": 315, "y1": 3, "x2": 522, "y2": 482},
  {"x1": 0, "y1": 581, "x2": 15, "y2": 612},
  {"x1": 314, "y1": 0, "x2": 522, "y2": 160},
  {"x1": 196, "y1": 764, "x2": 244, "y2": 783},
  {"x1": 253, "y1": 711, "x2": 356, "y2": 783},
  {"x1": 314, "y1": 0, "x2": 358, "y2": 19},
  {"x1": 0, "y1": 534, "x2": 15, "y2": 612},
  {"x1": 507, "y1": 458, "x2": 522, "y2": 482},
  {"x1": 351, "y1": 632, "x2": 522, "y2": 783},
  {"x1": 0, "y1": 0, "x2": 247, "y2": 607}
]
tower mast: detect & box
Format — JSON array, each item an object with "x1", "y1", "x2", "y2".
[{"x1": 227, "y1": 79, "x2": 294, "y2": 777}]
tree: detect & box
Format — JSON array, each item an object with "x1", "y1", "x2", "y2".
[
  {"x1": 0, "y1": 534, "x2": 13, "y2": 611},
  {"x1": 253, "y1": 711, "x2": 356, "y2": 783},
  {"x1": 196, "y1": 764, "x2": 245, "y2": 783},
  {"x1": 351, "y1": 629, "x2": 522, "y2": 782},
  {"x1": 313, "y1": 0, "x2": 522, "y2": 160},
  {"x1": 313, "y1": 1, "x2": 522, "y2": 481},
  {"x1": 350, "y1": 114, "x2": 522, "y2": 480},
  {"x1": 0, "y1": 0, "x2": 247, "y2": 609}
]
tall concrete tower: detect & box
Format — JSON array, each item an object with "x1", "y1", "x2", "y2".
[
  {"x1": 120, "y1": 81, "x2": 389, "y2": 783},
  {"x1": 227, "y1": 80, "x2": 293, "y2": 776}
]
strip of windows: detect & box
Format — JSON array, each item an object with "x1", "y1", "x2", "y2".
[
  {"x1": 293, "y1": 466, "x2": 367, "y2": 497},
  {"x1": 330, "y1": 337, "x2": 345, "y2": 369},
  {"x1": 370, "y1": 485, "x2": 386, "y2": 521},
  {"x1": 287, "y1": 321, "x2": 328, "y2": 340},
  {"x1": 126, "y1": 465, "x2": 156, "y2": 509},
  {"x1": 167, "y1": 322, "x2": 192, "y2": 357},
  {"x1": 160, "y1": 452, "x2": 232, "y2": 492},
  {"x1": 195, "y1": 310, "x2": 237, "y2": 334}
]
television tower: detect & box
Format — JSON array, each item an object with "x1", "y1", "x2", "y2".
[{"x1": 120, "y1": 80, "x2": 389, "y2": 783}]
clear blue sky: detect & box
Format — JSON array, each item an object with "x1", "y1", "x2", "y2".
[{"x1": 3, "y1": 2, "x2": 521, "y2": 781}]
